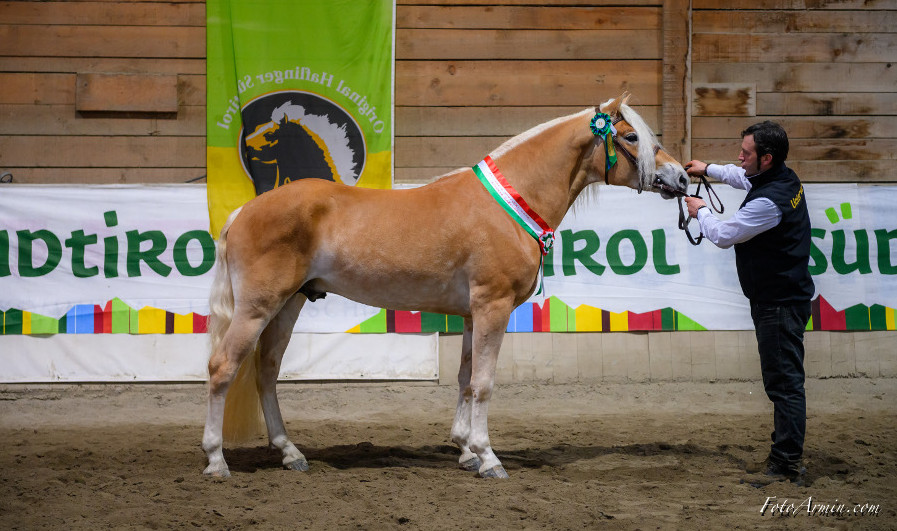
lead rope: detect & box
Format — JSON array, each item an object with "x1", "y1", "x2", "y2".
[{"x1": 677, "y1": 173, "x2": 724, "y2": 246}]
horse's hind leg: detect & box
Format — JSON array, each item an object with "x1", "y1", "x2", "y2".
[
  {"x1": 450, "y1": 318, "x2": 481, "y2": 472},
  {"x1": 202, "y1": 311, "x2": 268, "y2": 477},
  {"x1": 257, "y1": 293, "x2": 308, "y2": 471}
]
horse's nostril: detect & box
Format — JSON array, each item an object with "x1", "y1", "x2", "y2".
[{"x1": 679, "y1": 175, "x2": 689, "y2": 187}]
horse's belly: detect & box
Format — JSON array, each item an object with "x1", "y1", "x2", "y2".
[{"x1": 311, "y1": 265, "x2": 470, "y2": 316}]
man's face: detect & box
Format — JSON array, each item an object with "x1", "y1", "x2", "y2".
[{"x1": 739, "y1": 134, "x2": 761, "y2": 176}]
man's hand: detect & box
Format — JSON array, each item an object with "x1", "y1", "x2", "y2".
[
  {"x1": 684, "y1": 160, "x2": 708, "y2": 178},
  {"x1": 684, "y1": 196, "x2": 707, "y2": 218}
]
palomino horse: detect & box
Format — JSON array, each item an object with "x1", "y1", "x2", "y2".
[{"x1": 202, "y1": 94, "x2": 689, "y2": 478}]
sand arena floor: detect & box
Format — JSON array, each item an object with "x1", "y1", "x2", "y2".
[{"x1": 1, "y1": 378, "x2": 894, "y2": 530}]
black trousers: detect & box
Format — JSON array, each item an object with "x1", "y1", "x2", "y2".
[{"x1": 750, "y1": 300, "x2": 812, "y2": 470}]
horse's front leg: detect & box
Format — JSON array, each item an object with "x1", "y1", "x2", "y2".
[
  {"x1": 450, "y1": 318, "x2": 480, "y2": 472},
  {"x1": 467, "y1": 300, "x2": 512, "y2": 478}
]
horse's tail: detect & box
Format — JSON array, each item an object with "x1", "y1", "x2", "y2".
[{"x1": 208, "y1": 207, "x2": 264, "y2": 444}]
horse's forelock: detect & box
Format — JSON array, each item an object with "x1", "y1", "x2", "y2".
[{"x1": 616, "y1": 103, "x2": 659, "y2": 190}]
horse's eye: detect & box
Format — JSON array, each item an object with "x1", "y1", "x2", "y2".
[{"x1": 625, "y1": 133, "x2": 638, "y2": 143}]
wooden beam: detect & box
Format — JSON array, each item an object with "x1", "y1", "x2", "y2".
[
  {"x1": 396, "y1": 60, "x2": 662, "y2": 106},
  {"x1": 76, "y1": 73, "x2": 179, "y2": 113},
  {"x1": 397, "y1": 29, "x2": 660, "y2": 60},
  {"x1": 397, "y1": 6, "x2": 661, "y2": 30},
  {"x1": 693, "y1": 84, "x2": 756, "y2": 117},
  {"x1": 662, "y1": 0, "x2": 691, "y2": 162}
]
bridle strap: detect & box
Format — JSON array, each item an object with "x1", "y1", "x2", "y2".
[{"x1": 604, "y1": 115, "x2": 660, "y2": 193}]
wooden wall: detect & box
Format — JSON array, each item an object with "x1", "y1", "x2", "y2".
[
  {"x1": 690, "y1": 0, "x2": 897, "y2": 183},
  {"x1": 0, "y1": 0, "x2": 894, "y2": 186},
  {"x1": 0, "y1": 0, "x2": 206, "y2": 184}
]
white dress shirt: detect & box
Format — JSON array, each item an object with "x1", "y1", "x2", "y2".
[{"x1": 695, "y1": 164, "x2": 782, "y2": 249}]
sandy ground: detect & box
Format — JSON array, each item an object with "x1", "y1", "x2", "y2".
[{"x1": 1, "y1": 378, "x2": 894, "y2": 530}]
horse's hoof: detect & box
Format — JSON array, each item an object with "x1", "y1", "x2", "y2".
[
  {"x1": 203, "y1": 466, "x2": 231, "y2": 478},
  {"x1": 284, "y1": 458, "x2": 309, "y2": 472},
  {"x1": 459, "y1": 456, "x2": 481, "y2": 472},
  {"x1": 479, "y1": 465, "x2": 509, "y2": 479}
]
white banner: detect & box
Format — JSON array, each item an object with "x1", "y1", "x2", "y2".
[
  {"x1": 530, "y1": 183, "x2": 897, "y2": 331},
  {"x1": 2, "y1": 184, "x2": 895, "y2": 338}
]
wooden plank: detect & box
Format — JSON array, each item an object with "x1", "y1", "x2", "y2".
[
  {"x1": 0, "y1": 136, "x2": 205, "y2": 167},
  {"x1": 395, "y1": 106, "x2": 661, "y2": 136},
  {"x1": 693, "y1": 84, "x2": 756, "y2": 117},
  {"x1": 395, "y1": 167, "x2": 462, "y2": 185},
  {"x1": 396, "y1": 60, "x2": 662, "y2": 106},
  {"x1": 76, "y1": 73, "x2": 178, "y2": 113},
  {"x1": 693, "y1": 33, "x2": 897, "y2": 63},
  {"x1": 0, "y1": 25, "x2": 204, "y2": 58},
  {"x1": 0, "y1": 1, "x2": 205, "y2": 26},
  {"x1": 397, "y1": 29, "x2": 660, "y2": 60},
  {"x1": 693, "y1": 63, "x2": 897, "y2": 93},
  {"x1": 397, "y1": 6, "x2": 661, "y2": 30},
  {"x1": 0, "y1": 104, "x2": 204, "y2": 135},
  {"x1": 693, "y1": 116, "x2": 897, "y2": 139},
  {"x1": 38, "y1": 0, "x2": 204, "y2": 3},
  {"x1": 397, "y1": 0, "x2": 658, "y2": 6},
  {"x1": 0, "y1": 73, "x2": 204, "y2": 106},
  {"x1": 1, "y1": 168, "x2": 206, "y2": 185},
  {"x1": 395, "y1": 137, "x2": 501, "y2": 168},
  {"x1": 693, "y1": 0, "x2": 897, "y2": 9},
  {"x1": 756, "y1": 93, "x2": 897, "y2": 116},
  {"x1": 692, "y1": 138, "x2": 897, "y2": 161},
  {"x1": 694, "y1": 10, "x2": 897, "y2": 34},
  {"x1": 787, "y1": 160, "x2": 897, "y2": 183},
  {"x1": 662, "y1": 0, "x2": 691, "y2": 162},
  {"x1": 0, "y1": 73, "x2": 74, "y2": 104},
  {"x1": 0, "y1": 57, "x2": 207, "y2": 75}
]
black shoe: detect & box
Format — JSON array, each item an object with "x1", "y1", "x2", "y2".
[{"x1": 745, "y1": 458, "x2": 808, "y2": 487}]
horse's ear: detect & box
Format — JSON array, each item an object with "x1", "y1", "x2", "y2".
[
  {"x1": 620, "y1": 91, "x2": 632, "y2": 107},
  {"x1": 601, "y1": 96, "x2": 623, "y2": 119}
]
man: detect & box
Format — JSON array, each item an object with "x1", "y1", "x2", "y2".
[{"x1": 684, "y1": 121, "x2": 815, "y2": 485}]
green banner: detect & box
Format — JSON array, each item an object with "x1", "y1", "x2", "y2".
[{"x1": 206, "y1": 0, "x2": 395, "y2": 236}]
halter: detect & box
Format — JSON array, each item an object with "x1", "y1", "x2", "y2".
[{"x1": 592, "y1": 111, "x2": 724, "y2": 245}]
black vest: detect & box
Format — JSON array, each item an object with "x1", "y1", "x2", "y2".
[{"x1": 734, "y1": 164, "x2": 815, "y2": 304}]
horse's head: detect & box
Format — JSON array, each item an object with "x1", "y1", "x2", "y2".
[
  {"x1": 593, "y1": 94, "x2": 689, "y2": 199},
  {"x1": 245, "y1": 120, "x2": 280, "y2": 163}
]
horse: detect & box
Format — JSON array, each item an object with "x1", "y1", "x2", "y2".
[
  {"x1": 243, "y1": 101, "x2": 360, "y2": 191},
  {"x1": 202, "y1": 93, "x2": 690, "y2": 479}
]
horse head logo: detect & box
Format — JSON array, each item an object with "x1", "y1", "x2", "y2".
[{"x1": 240, "y1": 93, "x2": 365, "y2": 194}]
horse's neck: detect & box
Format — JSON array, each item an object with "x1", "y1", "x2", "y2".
[{"x1": 490, "y1": 115, "x2": 599, "y2": 229}]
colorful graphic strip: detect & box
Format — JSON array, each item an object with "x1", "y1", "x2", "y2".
[
  {"x1": 347, "y1": 295, "x2": 897, "y2": 333},
  {"x1": 348, "y1": 297, "x2": 706, "y2": 334},
  {"x1": 1, "y1": 298, "x2": 208, "y2": 335},
  {"x1": 5, "y1": 296, "x2": 894, "y2": 336},
  {"x1": 810, "y1": 295, "x2": 897, "y2": 331}
]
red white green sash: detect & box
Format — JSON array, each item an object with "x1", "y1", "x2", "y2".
[{"x1": 472, "y1": 156, "x2": 555, "y2": 255}]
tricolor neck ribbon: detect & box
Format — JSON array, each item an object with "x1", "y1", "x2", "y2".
[
  {"x1": 473, "y1": 156, "x2": 555, "y2": 255},
  {"x1": 590, "y1": 112, "x2": 618, "y2": 172}
]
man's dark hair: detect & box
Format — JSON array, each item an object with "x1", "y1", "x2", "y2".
[{"x1": 741, "y1": 121, "x2": 789, "y2": 166}]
